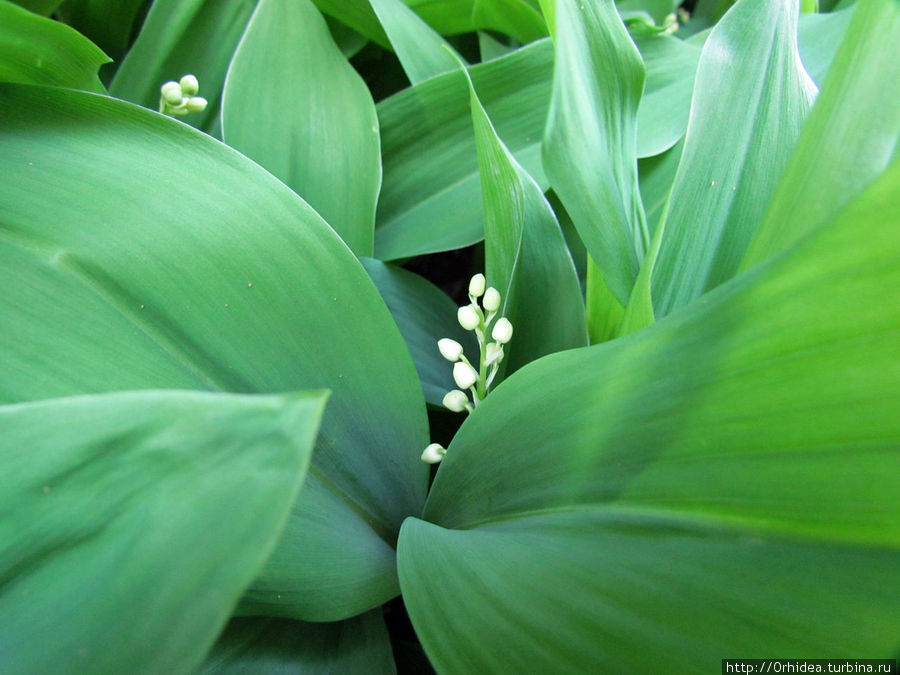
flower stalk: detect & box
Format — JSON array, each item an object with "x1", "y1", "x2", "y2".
[{"x1": 420, "y1": 273, "x2": 514, "y2": 464}]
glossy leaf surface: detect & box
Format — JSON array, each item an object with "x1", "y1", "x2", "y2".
[
  {"x1": 223, "y1": 0, "x2": 381, "y2": 256},
  {"x1": 0, "y1": 84, "x2": 427, "y2": 620},
  {"x1": 375, "y1": 40, "x2": 552, "y2": 260},
  {"x1": 0, "y1": 0, "x2": 107, "y2": 91},
  {"x1": 314, "y1": 0, "x2": 546, "y2": 44},
  {"x1": 362, "y1": 259, "x2": 477, "y2": 407},
  {"x1": 369, "y1": 0, "x2": 461, "y2": 84},
  {"x1": 0, "y1": 390, "x2": 326, "y2": 674},
  {"x1": 400, "y1": 160, "x2": 900, "y2": 673},
  {"x1": 470, "y1": 0, "x2": 548, "y2": 43},
  {"x1": 796, "y1": 5, "x2": 855, "y2": 87},
  {"x1": 55, "y1": 0, "x2": 148, "y2": 62},
  {"x1": 632, "y1": 33, "x2": 700, "y2": 158},
  {"x1": 199, "y1": 611, "x2": 396, "y2": 674},
  {"x1": 543, "y1": 0, "x2": 648, "y2": 304},
  {"x1": 650, "y1": 0, "x2": 817, "y2": 316},
  {"x1": 9, "y1": 0, "x2": 61, "y2": 14},
  {"x1": 375, "y1": 31, "x2": 706, "y2": 260},
  {"x1": 742, "y1": 0, "x2": 900, "y2": 269},
  {"x1": 467, "y1": 66, "x2": 587, "y2": 374},
  {"x1": 584, "y1": 260, "x2": 624, "y2": 344}
]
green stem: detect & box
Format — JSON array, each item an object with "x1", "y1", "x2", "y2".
[{"x1": 476, "y1": 320, "x2": 487, "y2": 402}]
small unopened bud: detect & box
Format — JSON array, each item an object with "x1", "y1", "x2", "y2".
[
  {"x1": 179, "y1": 74, "x2": 200, "y2": 96},
  {"x1": 185, "y1": 96, "x2": 207, "y2": 112},
  {"x1": 485, "y1": 342, "x2": 504, "y2": 366},
  {"x1": 442, "y1": 389, "x2": 469, "y2": 412},
  {"x1": 468, "y1": 273, "x2": 486, "y2": 298},
  {"x1": 453, "y1": 361, "x2": 478, "y2": 389},
  {"x1": 492, "y1": 317, "x2": 513, "y2": 344},
  {"x1": 421, "y1": 443, "x2": 446, "y2": 464},
  {"x1": 457, "y1": 305, "x2": 480, "y2": 331},
  {"x1": 482, "y1": 287, "x2": 501, "y2": 312},
  {"x1": 161, "y1": 81, "x2": 183, "y2": 105},
  {"x1": 437, "y1": 338, "x2": 464, "y2": 362}
]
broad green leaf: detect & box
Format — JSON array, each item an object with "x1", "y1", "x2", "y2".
[
  {"x1": 222, "y1": 0, "x2": 380, "y2": 256},
  {"x1": 796, "y1": 4, "x2": 855, "y2": 87},
  {"x1": 402, "y1": 0, "x2": 476, "y2": 35},
  {"x1": 314, "y1": 0, "x2": 546, "y2": 44},
  {"x1": 618, "y1": 0, "x2": 678, "y2": 25},
  {"x1": 633, "y1": 33, "x2": 700, "y2": 158},
  {"x1": 617, "y1": 203, "x2": 666, "y2": 335},
  {"x1": 375, "y1": 40, "x2": 552, "y2": 260},
  {"x1": 376, "y1": 33, "x2": 701, "y2": 260},
  {"x1": 0, "y1": 0, "x2": 108, "y2": 92},
  {"x1": 55, "y1": 0, "x2": 147, "y2": 63},
  {"x1": 543, "y1": 0, "x2": 648, "y2": 305},
  {"x1": 638, "y1": 139, "x2": 682, "y2": 233},
  {"x1": 683, "y1": 0, "x2": 734, "y2": 35},
  {"x1": 585, "y1": 136, "x2": 683, "y2": 342},
  {"x1": 584, "y1": 259, "x2": 624, "y2": 344},
  {"x1": 9, "y1": 0, "x2": 61, "y2": 14},
  {"x1": 471, "y1": 0, "x2": 548, "y2": 43},
  {"x1": 415, "y1": 0, "x2": 546, "y2": 39},
  {"x1": 200, "y1": 611, "x2": 395, "y2": 674},
  {"x1": 0, "y1": 389, "x2": 326, "y2": 674},
  {"x1": 401, "y1": 516, "x2": 898, "y2": 673},
  {"x1": 0, "y1": 84, "x2": 428, "y2": 620},
  {"x1": 110, "y1": 0, "x2": 256, "y2": 136},
  {"x1": 234, "y1": 474, "x2": 401, "y2": 621},
  {"x1": 311, "y1": 0, "x2": 388, "y2": 46},
  {"x1": 741, "y1": 0, "x2": 899, "y2": 270},
  {"x1": 361, "y1": 259, "x2": 478, "y2": 407},
  {"x1": 467, "y1": 65, "x2": 587, "y2": 374},
  {"x1": 684, "y1": 8, "x2": 856, "y2": 86},
  {"x1": 477, "y1": 30, "x2": 519, "y2": 61},
  {"x1": 650, "y1": 0, "x2": 818, "y2": 317},
  {"x1": 369, "y1": 0, "x2": 462, "y2": 85},
  {"x1": 585, "y1": 143, "x2": 682, "y2": 342},
  {"x1": 400, "y1": 159, "x2": 900, "y2": 673},
  {"x1": 537, "y1": 0, "x2": 553, "y2": 33},
  {"x1": 326, "y1": 15, "x2": 369, "y2": 59},
  {"x1": 613, "y1": 144, "x2": 684, "y2": 335},
  {"x1": 549, "y1": 190, "x2": 587, "y2": 284}
]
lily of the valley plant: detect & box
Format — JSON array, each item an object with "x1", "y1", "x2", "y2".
[{"x1": 0, "y1": 0, "x2": 897, "y2": 671}]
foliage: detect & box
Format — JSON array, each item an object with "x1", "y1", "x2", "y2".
[{"x1": 0, "y1": 0, "x2": 897, "y2": 671}]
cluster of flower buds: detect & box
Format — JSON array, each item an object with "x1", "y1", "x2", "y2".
[
  {"x1": 421, "y1": 273, "x2": 514, "y2": 464},
  {"x1": 158, "y1": 74, "x2": 208, "y2": 117}
]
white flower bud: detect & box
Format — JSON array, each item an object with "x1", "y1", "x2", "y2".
[
  {"x1": 442, "y1": 389, "x2": 469, "y2": 412},
  {"x1": 468, "y1": 273, "x2": 486, "y2": 298},
  {"x1": 457, "y1": 304, "x2": 480, "y2": 331},
  {"x1": 492, "y1": 317, "x2": 513, "y2": 344},
  {"x1": 185, "y1": 96, "x2": 208, "y2": 112},
  {"x1": 421, "y1": 443, "x2": 446, "y2": 464},
  {"x1": 161, "y1": 81, "x2": 183, "y2": 105},
  {"x1": 453, "y1": 361, "x2": 478, "y2": 390},
  {"x1": 437, "y1": 338, "x2": 463, "y2": 362},
  {"x1": 485, "y1": 342, "x2": 504, "y2": 366},
  {"x1": 482, "y1": 287, "x2": 501, "y2": 312},
  {"x1": 179, "y1": 74, "x2": 200, "y2": 96}
]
